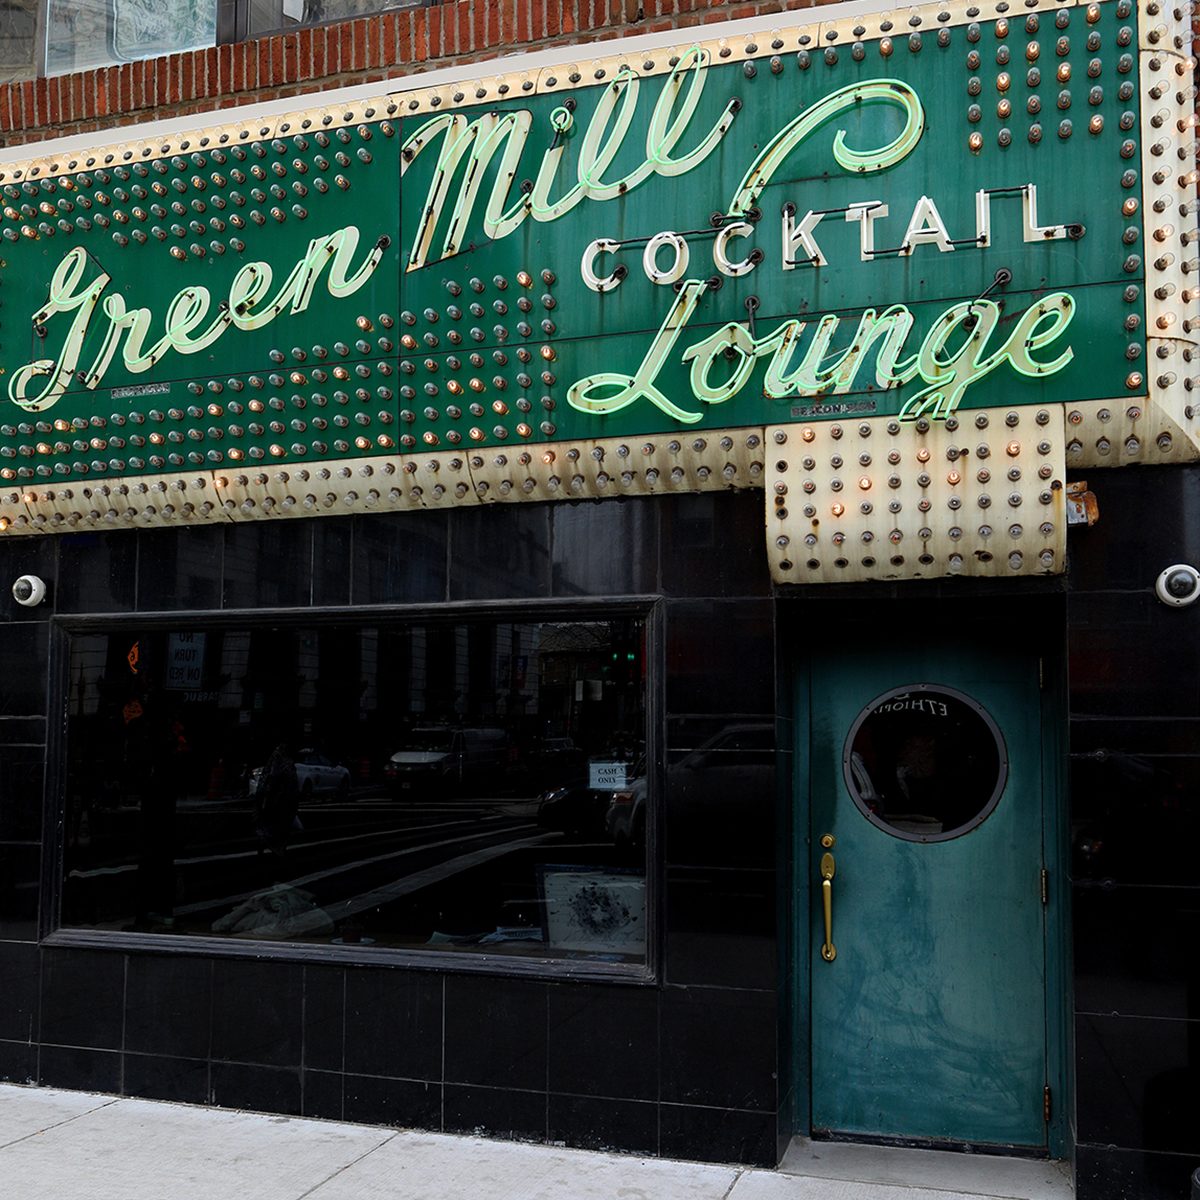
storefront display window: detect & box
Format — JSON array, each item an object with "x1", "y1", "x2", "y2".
[{"x1": 60, "y1": 614, "x2": 649, "y2": 965}]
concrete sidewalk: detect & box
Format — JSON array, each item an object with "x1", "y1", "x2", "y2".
[{"x1": 0, "y1": 1084, "x2": 1073, "y2": 1200}]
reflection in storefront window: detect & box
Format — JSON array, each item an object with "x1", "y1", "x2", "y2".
[
  {"x1": 0, "y1": 0, "x2": 36, "y2": 82},
  {"x1": 247, "y1": 0, "x2": 414, "y2": 36},
  {"x1": 844, "y1": 686, "x2": 1006, "y2": 843},
  {"x1": 45, "y1": 0, "x2": 216, "y2": 76},
  {"x1": 62, "y1": 617, "x2": 648, "y2": 965}
]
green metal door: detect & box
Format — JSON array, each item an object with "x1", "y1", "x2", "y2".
[{"x1": 808, "y1": 641, "x2": 1047, "y2": 1149}]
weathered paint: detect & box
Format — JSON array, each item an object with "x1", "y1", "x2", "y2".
[{"x1": 807, "y1": 642, "x2": 1047, "y2": 1147}]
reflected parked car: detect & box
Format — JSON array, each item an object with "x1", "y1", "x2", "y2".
[
  {"x1": 385, "y1": 726, "x2": 512, "y2": 797},
  {"x1": 610, "y1": 723, "x2": 774, "y2": 856},
  {"x1": 536, "y1": 776, "x2": 611, "y2": 836},
  {"x1": 249, "y1": 748, "x2": 351, "y2": 803}
]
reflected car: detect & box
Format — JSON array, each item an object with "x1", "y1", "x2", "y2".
[
  {"x1": 605, "y1": 775, "x2": 647, "y2": 849},
  {"x1": 536, "y1": 776, "x2": 612, "y2": 836},
  {"x1": 385, "y1": 726, "x2": 512, "y2": 796},
  {"x1": 610, "y1": 723, "x2": 774, "y2": 854},
  {"x1": 248, "y1": 748, "x2": 351, "y2": 802}
]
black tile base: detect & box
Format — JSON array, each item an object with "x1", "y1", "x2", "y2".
[
  {"x1": 343, "y1": 1074, "x2": 441, "y2": 1129},
  {"x1": 0, "y1": 1039, "x2": 35, "y2": 1084},
  {"x1": 209, "y1": 1062, "x2": 301, "y2": 1116},
  {"x1": 301, "y1": 1069, "x2": 344, "y2": 1122},
  {"x1": 548, "y1": 1093, "x2": 658, "y2": 1156},
  {"x1": 122, "y1": 1053, "x2": 208, "y2": 1105},
  {"x1": 659, "y1": 1103, "x2": 776, "y2": 1167},
  {"x1": 1077, "y1": 1143, "x2": 1200, "y2": 1200},
  {"x1": 443, "y1": 1084, "x2": 546, "y2": 1143},
  {"x1": 39, "y1": 1045, "x2": 121, "y2": 1093}
]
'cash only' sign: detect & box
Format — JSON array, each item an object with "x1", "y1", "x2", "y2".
[{"x1": 0, "y1": 0, "x2": 1186, "y2": 538}]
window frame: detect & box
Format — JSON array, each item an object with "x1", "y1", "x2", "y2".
[
  {"x1": 218, "y1": 0, "x2": 426, "y2": 45},
  {"x1": 29, "y1": 0, "x2": 420, "y2": 81},
  {"x1": 43, "y1": 594, "x2": 664, "y2": 985}
]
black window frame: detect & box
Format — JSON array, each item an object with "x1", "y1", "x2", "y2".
[
  {"x1": 43, "y1": 595, "x2": 664, "y2": 986},
  {"x1": 216, "y1": 0, "x2": 427, "y2": 46},
  {"x1": 28, "y1": 0, "x2": 427, "y2": 82}
]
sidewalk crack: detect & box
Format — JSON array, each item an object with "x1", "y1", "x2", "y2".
[
  {"x1": 0, "y1": 1095, "x2": 122, "y2": 1153},
  {"x1": 294, "y1": 1129, "x2": 401, "y2": 1200},
  {"x1": 720, "y1": 1168, "x2": 745, "y2": 1200}
]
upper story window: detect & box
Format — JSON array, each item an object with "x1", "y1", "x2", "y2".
[
  {"x1": 245, "y1": 0, "x2": 409, "y2": 37},
  {"x1": 4, "y1": 0, "x2": 415, "y2": 83},
  {"x1": 0, "y1": 0, "x2": 38, "y2": 83},
  {"x1": 45, "y1": 0, "x2": 216, "y2": 77}
]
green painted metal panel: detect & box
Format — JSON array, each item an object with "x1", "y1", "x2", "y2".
[
  {"x1": 808, "y1": 641, "x2": 1046, "y2": 1147},
  {"x1": 0, "y1": 0, "x2": 1144, "y2": 490}
]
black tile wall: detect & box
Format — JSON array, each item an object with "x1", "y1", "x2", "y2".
[
  {"x1": 660, "y1": 985, "x2": 776, "y2": 1112},
  {"x1": 343, "y1": 969, "x2": 443, "y2": 1082},
  {"x1": 1068, "y1": 468, "x2": 1200, "y2": 595},
  {"x1": 659, "y1": 492, "x2": 770, "y2": 598},
  {"x1": 0, "y1": 842, "x2": 40, "y2": 940},
  {"x1": 0, "y1": 746, "x2": 45, "y2": 841},
  {"x1": 56, "y1": 532, "x2": 136, "y2": 613},
  {"x1": 301, "y1": 1068, "x2": 344, "y2": 1121},
  {"x1": 1076, "y1": 1014, "x2": 1200, "y2": 1155},
  {"x1": 1074, "y1": 886, "x2": 1200, "y2": 1021},
  {"x1": 0, "y1": 496, "x2": 788, "y2": 1171},
  {"x1": 350, "y1": 511, "x2": 447, "y2": 605},
  {"x1": 664, "y1": 599, "x2": 775, "y2": 718},
  {"x1": 1068, "y1": 466, "x2": 1200, "y2": 1200},
  {"x1": 0, "y1": 1038, "x2": 36, "y2": 1084},
  {"x1": 0, "y1": 623, "x2": 48, "y2": 716},
  {"x1": 302, "y1": 965, "x2": 345, "y2": 1073},
  {"x1": 312, "y1": 520, "x2": 354, "y2": 608},
  {"x1": 1076, "y1": 1144, "x2": 1200, "y2": 1200},
  {"x1": 663, "y1": 867, "x2": 776, "y2": 990},
  {"x1": 210, "y1": 1061, "x2": 302, "y2": 1115},
  {"x1": 135, "y1": 526, "x2": 222, "y2": 612},
  {"x1": 443, "y1": 1083, "x2": 546, "y2": 1141},
  {"x1": 39, "y1": 1045, "x2": 122, "y2": 1093},
  {"x1": 40, "y1": 948, "x2": 126, "y2": 1050},
  {"x1": 547, "y1": 983, "x2": 659, "y2": 1102},
  {"x1": 343, "y1": 1074, "x2": 441, "y2": 1128},
  {"x1": 444, "y1": 975, "x2": 547, "y2": 1091},
  {"x1": 448, "y1": 505, "x2": 551, "y2": 600},
  {"x1": 122, "y1": 1053, "x2": 209, "y2": 1105},
  {"x1": 222, "y1": 523, "x2": 314, "y2": 609},
  {"x1": 548, "y1": 1093, "x2": 658, "y2": 1155},
  {"x1": 552, "y1": 499, "x2": 657, "y2": 597},
  {"x1": 659, "y1": 1102, "x2": 776, "y2": 1167},
  {"x1": 0, "y1": 536, "x2": 56, "y2": 624},
  {"x1": 124, "y1": 954, "x2": 212, "y2": 1059},
  {"x1": 210, "y1": 959, "x2": 303, "y2": 1068},
  {"x1": 0, "y1": 941, "x2": 38, "y2": 1043}
]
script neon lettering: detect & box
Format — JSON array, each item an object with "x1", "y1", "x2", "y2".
[
  {"x1": 568, "y1": 284, "x2": 1076, "y2": 423},
  {"x1": 9, "y1": 226, "x2": 385, "y2": 411},
  {"x1": 402, "y1": 47, "x2": 739, "y2": 271}
]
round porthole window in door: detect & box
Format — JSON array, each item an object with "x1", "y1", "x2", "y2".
[{"x1": 842, "y1": 684, "x2": 1009, "y2": 843}]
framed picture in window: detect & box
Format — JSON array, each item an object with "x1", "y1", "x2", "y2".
[{"x1": 538, "y1": 866, "x2": 645, "y2": 957}]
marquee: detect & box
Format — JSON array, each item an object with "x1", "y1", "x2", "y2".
[{"x1": 0, "y1": 0, "x2": 1194, "y2": 582}]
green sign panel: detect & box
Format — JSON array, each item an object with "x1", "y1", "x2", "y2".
[{"x1": 0, "y1": 0, "x2": 1151, "y2": 489}]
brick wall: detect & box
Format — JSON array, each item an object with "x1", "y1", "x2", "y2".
[{"x1": 0, "y1": 0, "x2": 824, "y2": 148}]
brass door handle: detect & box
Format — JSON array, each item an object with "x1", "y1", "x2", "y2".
[{"x1": 820, "y1": 851, "x2": 836, "y2": 962}]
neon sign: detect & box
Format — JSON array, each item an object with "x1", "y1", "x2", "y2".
[{"x1": 0, "y1": 0, "x2": 1180, "y2": 531}]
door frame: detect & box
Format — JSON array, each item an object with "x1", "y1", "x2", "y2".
[{"x1": 784, "y1": 591, "x2": 1071, "y2": 1161}]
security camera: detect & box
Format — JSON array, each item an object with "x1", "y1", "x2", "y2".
[
  {"x1": 11, "y1": 574, "x2": 46, "y2": 608},
  {"x1": 1155, "y1": 564, "x2": 1200, "y2": 608}
]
